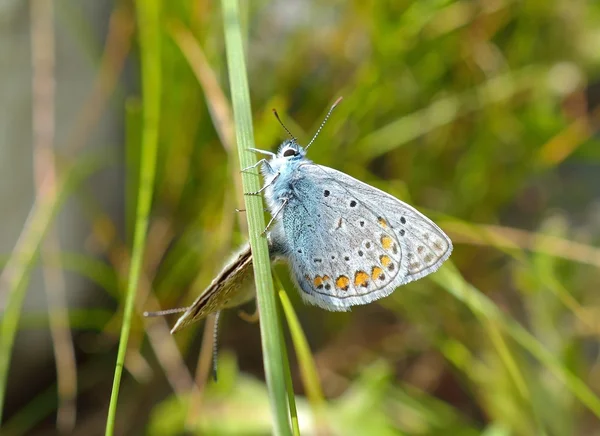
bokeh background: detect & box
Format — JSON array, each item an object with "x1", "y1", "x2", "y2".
[{"x1": 2, "y1": 0, "x2": 600, "y2": 434}]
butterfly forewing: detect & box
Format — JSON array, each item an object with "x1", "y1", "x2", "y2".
[{"x1": 281, "y1": 164, "x2": 452, "y2": 310}]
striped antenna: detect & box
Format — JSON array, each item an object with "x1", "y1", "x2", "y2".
[
  {"x1": 272, "y1": 108, "x2": 296, "y2": 140},
  {"x1": 306, "y1": 96, "x2": 343, "y2": 150}
]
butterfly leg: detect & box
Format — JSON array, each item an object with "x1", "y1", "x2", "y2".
[
  {"x1": 245, "y1": 172, "x2": 280, "y2": 196},
  {"x1": 241, "y1": 159, "x2": 272, "y2": 173},
  {"x1": 247, "y1": 147, "x2": 276, "y2": 157},
  {"x1": 261, "y1": 197, "x2": 288, "y2": 235}
]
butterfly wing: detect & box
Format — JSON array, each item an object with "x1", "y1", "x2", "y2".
[
  {"x1": 169, "y1": 235, "x2": 288, "y2": 333},
  {"x1": 314, "y1": 165, "x2": 453, "y2": 283},
  {"x1": 171, "y1": 243, "x2": 255, "y2": 333},
  {"x1": 276, "y1": 163, "x2": 452, "y2": 311}
]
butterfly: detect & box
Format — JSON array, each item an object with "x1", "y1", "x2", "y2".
[{"x1": 147, "y1": 97, "x2": 452, "y2": 334}]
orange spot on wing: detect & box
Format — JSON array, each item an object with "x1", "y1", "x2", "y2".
[
  {"x1": 378, "y1": 217, "x2": 388, "y2": 228},
  {"x1": 380, "y1": 255, "x2": 392, "y2": 267},
  {"x1": 354, "y1": 271, "x2": 369, "y2": 288},
  {"x1": 371, "y1": 266, "x2": 384, "y2": 281},
  {"x1": 313, "y1": 276, "x2": 323, "y2": 288},
  {"x1": 335, "y1": 276, "x2": 350, "y2": 291},
  {"x1": 381, "y1": 235, "x2": 393, "y2": 250}
]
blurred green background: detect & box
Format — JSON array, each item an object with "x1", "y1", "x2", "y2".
[{"x1": 2, "y1": 0, "x2": 600, "y2": 434}]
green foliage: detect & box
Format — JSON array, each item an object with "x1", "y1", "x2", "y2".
[
  {"x1": 105, "y1": 1, "x2": 162, "y2": 434},
  {"x1": 2, "y1": 0, "x2": 600, "y2": 434}
]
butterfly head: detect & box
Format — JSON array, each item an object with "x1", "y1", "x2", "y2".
[
  {"x1": 270, "y1": 97, "x2": 343, "y2": 158},
  {"x1": 277, "y1": 139, "x2": 306, "y2": 160},
  {"x1": 263, "y1": 97, "x2": 343, "y2": 178},
  {"x1": 261, "y1": 139, "x2": 307, "y2": 179}
]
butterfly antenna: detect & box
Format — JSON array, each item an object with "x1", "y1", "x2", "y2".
[
  {"x1": 143, "y1": 307, "x2": 189, "y2": 317},
  {"x1": 272, "y1": 108, "x2": 296, "y2": 141},
  {"x1": 212, "y1": 311, "x2": 222, "y2": 382},
  {"x1": 306, "y1": 96, "x2": 343, "y2": 150}
]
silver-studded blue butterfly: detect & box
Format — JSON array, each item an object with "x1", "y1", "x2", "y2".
[
  {"x1": 250, "y1": 97, "x2": 452, "y2": 311},
  {"x1": 148, "y1": 97, "x2": 452, "y2": 333}
]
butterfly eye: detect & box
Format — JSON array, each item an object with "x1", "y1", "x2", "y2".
[{"x1": 283, "y1": 148, "x2": 297, "y2": 157}]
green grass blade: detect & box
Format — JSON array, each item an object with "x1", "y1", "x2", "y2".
[
  {"x1": 279, "y1": 287, "x2": 333, "y2": 434},
  {"x1": 104, "y1": 1, "x2": 161, "y2": 434},
  {"x1": 221, "y1": 0, "x2": 291, "y2": 434},
  {"x1": 125, "y1": 98, "x2": 142, "y2": 249},
  {"x1": 278, "y1": 288, "x2": 326, "y2": 408},
  {"x1": 278, "y1": 315, "x2": 300, "y2": 436}
]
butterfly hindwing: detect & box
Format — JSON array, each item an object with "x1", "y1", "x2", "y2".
[{"x1": 275, "y1": 163, "x2": 451, "y2": 311}]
